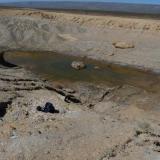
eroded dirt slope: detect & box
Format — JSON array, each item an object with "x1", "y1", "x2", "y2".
[{"x1": 0, "y1": 9, "x2": 160, "y2": 71}]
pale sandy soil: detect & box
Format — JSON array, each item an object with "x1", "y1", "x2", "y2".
[
  {"x1": 1, "y1": 8, "x2": 160, "y2": 32},
  {"x1": 0, "y1": 8, "x2": 160, "y2": 72},
  {"x1": 0, "y1": 8, "x2": 159, "y2": 160}
]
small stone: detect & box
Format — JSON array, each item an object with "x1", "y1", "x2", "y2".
[
  {"x1": 154, "y1": 141, "x2": 160, "y2": 147},
  {"x1": 108, "y1": 53, "x2": 115, "y2": 56},
  {"x1": 87, "y1": 104, "x2": 94, "y2": 109},
  {"x1": 10, "y1": 130, "x2": 18, "y2": 139},
  {"x1": 71, "y1": 61, "x2": 86, "y2": 70},
  {"x1": 45, "y1": 150, "x2": 50, "y2": 154},
  {"x1": 113, "y1": 41, "x2": 135, "y2": 49},
  {"x1": 153, "y1": 141, "x2": 160, "y2": 152},
  {"x1": 62, "y1": 88, "x2": 75, "y2": 94},
  {"x1": 94, "y1": 66, "x2": 100, "y2": 69}
]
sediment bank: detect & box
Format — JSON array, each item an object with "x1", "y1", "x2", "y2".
[
  {"x1": 0, "y1": 8, "x2": 159, "y2": 72},
  {"x1": 0, "y1": 8, "x2": 160, "y2": 160}
]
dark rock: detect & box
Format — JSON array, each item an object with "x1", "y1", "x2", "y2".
[
  {"x1": 0, "y1": 101, "x2": 12, "y2": 118},
  {"x1": 36, "y1": 106, "x2": 42, "y2": 111},
  {"x1": 64, "y1": 95, "x2": 81, "y2": 104},
  {"x1": 36, "y1": 102, "x2": 59, "y2": 114},
  {"x1": 154, "y1": 141, "x2": 160, "y2": 147},
  {"x1": 71, "y1": 61, "x2": 86, "y2": 70},
  {"x1": 87, "y1": 104, "x2": 94, "y2": 109}
]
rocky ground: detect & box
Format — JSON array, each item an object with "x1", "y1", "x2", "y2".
[
  {"x1": 0, "y1": 53, "x2": 159, "y2": 160},
  {"x1": 0, "y1": 8, "x2": 159, "y2": 160}
]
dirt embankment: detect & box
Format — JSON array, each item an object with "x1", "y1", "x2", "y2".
[{"x1": 0, "y1": 8, "x2": 160, "y2": 71}]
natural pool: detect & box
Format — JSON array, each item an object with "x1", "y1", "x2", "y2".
[{"x1": 4, "y1": 51, "x2": 160, "y2": 92}]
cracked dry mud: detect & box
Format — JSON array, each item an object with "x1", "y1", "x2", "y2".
[{"x1": 0, "y1": 8, "x2": 159, "y2": 160}]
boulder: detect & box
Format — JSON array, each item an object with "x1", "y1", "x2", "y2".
[{"x1": 71, "y1": 61, "x2": 86, "y2": 70}]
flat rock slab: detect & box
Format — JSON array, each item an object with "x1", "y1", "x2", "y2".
[{"x1": 113, "y1": 41, "x2": 135, "y2": 49}]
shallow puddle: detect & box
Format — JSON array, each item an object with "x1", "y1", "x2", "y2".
[{"x1": 5, "y1": 51, "x2": 160, "y2": 92}]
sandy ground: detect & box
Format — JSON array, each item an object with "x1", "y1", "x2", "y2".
[{"x1": 0, "y1": 8, "x2": 159, "y2": 160}]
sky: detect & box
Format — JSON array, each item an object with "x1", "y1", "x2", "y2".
[{"x1": 0, "y1": 0, "x2": 160, "y2": 4}]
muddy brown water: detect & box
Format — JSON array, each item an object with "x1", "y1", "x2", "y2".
[{"x1": 4, "y1": 51, "x2": 160, "y2": 92}]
